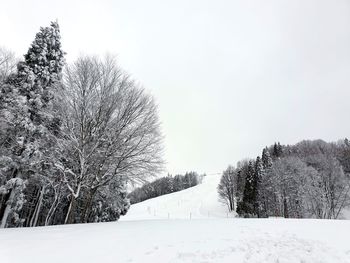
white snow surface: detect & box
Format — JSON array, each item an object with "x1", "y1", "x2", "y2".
[
  {"x1": 121, "y1": 174, "x2": 234, "y2": 220},
  {"x1": 1, "y1": 174, "x2": 350, "y2": 263}
]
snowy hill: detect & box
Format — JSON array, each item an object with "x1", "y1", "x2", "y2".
[
  {"x1": 1, "y1": 173, "x2": 350, "y2": 263},
  {"x1": 121, "y1": 173, "x2": 234, "y2": 221}
]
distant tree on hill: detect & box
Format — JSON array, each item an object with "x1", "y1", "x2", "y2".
[
  {"x1": 128, "y1": 172, "x2": 201, "y2": 204},
  {"x1": 262, "y1": 147, "x2": 273, "y2": 169},
  {"x1": 221, "y1": 139, "x2": 350, "y2": 219}
]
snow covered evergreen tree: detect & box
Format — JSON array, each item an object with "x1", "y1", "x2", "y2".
[
  {"x1": 0, "y1": 21, "x2": 64, "y2": 227},
  {"x1": 272, "y1": 142, "x2": 283, "y2": 159},
  {"x1": 262, "y1": 147, "x2": 272, "y2": 169},
  {"x1": 254, "y1": 156, "x2": 264, "y2": 217},
  {"x1": 237, "y1": 161, "x2": 257, "y2": 217},
  {"x1": 260, "y1": 148, "x2": 273, "y2": 217}
]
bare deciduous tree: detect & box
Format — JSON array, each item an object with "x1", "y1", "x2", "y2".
[
  {"x1": 218, "y1": 165, "x2": 236, "y2": 211},
  {"x1": 0, "y1": 47, "x2": 17, "y2": 82},
  {"x1": 304, "y1": 154, "x2": 350, "y2": 219},
  {"x1": 57, "y1": 55, "x2": 163, "y2": 223}
]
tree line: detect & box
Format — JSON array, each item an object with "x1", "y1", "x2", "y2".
[
  {"x1": 0, "y1": 22, "x2": 163, "y2": 227},
  {"x1": 218, "y1": 139, "x2": 350, "y2": 219},
  {"x1": 128, "y1": 172, "x2": 201, "y2": 204}
]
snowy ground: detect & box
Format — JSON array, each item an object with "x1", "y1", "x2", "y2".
[
  {"x1": 1, "y1": 218, "x2": 350, "y2": 263},
  {"x1": 1, "y1": 174, "x2": 350, "y2": 263},
  {"x1": 120, "y1": 174, "x2": 234, "y2": 221}
]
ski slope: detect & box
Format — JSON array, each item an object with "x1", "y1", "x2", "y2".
[
  {"x1": 121, "y1": 174, "x2": 234, "y2": 221},
  {"x1": 1, "y1": 173, "x2": 350, "y2": 263}
]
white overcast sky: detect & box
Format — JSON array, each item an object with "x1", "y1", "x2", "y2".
[{"x1": 1, "y1": 0, "x2": 350, "y2": 175}]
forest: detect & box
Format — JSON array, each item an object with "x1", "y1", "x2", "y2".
[
  {"x1": 128, "y1": 172, "x2": 201, "y2": 204},
  {"x1": 0, "y1": 22, "x2": 163, "y2": 227},
  {"x1": 218, "y1": 139, "x2": 350, "y2": 219}
]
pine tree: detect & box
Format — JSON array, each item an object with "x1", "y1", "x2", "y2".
[
  {"x1": 272, "y1": 143, "x2": 279, "y2": 158},
  {"x1": 238, "y1": 161, "x2": 257, "y2": 217},
  {"x1": 262, "y1": 147, "x2": 273, "y2": 169},
  {"x1": 277, "y1": 142, "x2": 283, "y2": 157},
  {"x1": 254, "y1": 156, "x2": 264, "y2": 217},
  {"x1": 0, "y1": 22, "x2": 65, "y2": 227},
  {"x1": 260, "y1": 147, "x2": 273, "y2": 217},
  {"x1": 272, "y1": 142, "x2": 283, "y2": 159}
]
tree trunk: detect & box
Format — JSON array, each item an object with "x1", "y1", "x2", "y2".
[
  {"x1": 29, "y1": 188, "x2": 41, "y2": 227},
  {"x1": 64, "y1": 196, "x2": 76, "y2": 224},
  {"x1": 0, "y1": 187, "x2": 16, "y2": 228},
  {"x1": 0, "y1": 190, "x2": 12, "y2": 226},
  {"x1": 45, "y1": 183, "x2": 65, "y2": 226},
  {"x1": 0, "y1": 169, "x2": 18, "y2": 223},
  {"x1": 283, "y1": 197, "x2": 289, "y2": 218},
  {"x1": 45, "y1": 198, "x2": 57, "y2": 226},
  {"x1": 82, "y1": 188, "x2": 97, "y2": 223},
  {"x1": 0, "y1": 169, "x2": 20, "y2": 228},
  {"x1": 45, "y1": 193, "x2": 59, "y2": 226},
  {"x1": 30, "y1": 185, "x2": 45, "y2": 227}
]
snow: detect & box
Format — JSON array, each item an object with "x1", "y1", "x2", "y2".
[
  {"x1": 120, "y1": 174, "x2": 234, "y2": 220},
  {"x1": 1, "y1": 174, "x2": 350, "y2": 263},
  {"x1": 1, "y1": 218, "x2": 350, "y2": 263}
]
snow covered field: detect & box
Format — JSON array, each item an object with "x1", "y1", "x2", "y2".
[
  {"x1": 121, "y1": 174, "x2": 234, "y2": 221},
  {"x1": 1, "y1": 218, "x2": 350, "y2": 263},
  {"x1": 1, "y1": 174, "x2": 350, "y2": 263}
]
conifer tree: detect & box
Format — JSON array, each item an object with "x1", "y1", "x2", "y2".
[
  {"x1": 277, "y1": 142, "x2": 283, "y2": 157},
  {"x1": 254, "y1": 156, "x2": 264, "y2": 217},
  {"x1": 0, "y1": 22, "x2": 64, "y2": 227},
  {"x1": 272, "y1": 142, "x2": 283, "y2": 159},
  {"x1": 260, "y1": 147, "x2": 273, "y2": 217},
  {"x1": 238, "y1": 161, "x2": 257, "y2": 216},
  {"x1": 272, "y1": 143, "x2": 279, "y2": 158},
  {"x1": 262, "y1": 147, "x2": 273, "y2": 169}
]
